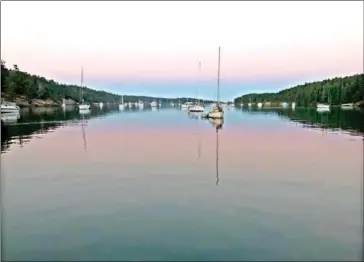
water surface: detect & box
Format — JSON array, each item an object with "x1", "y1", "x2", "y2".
[{"x1": 2, "y1": 106, "x2": 363, "y2": 261}]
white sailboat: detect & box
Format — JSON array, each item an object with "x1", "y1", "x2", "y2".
[
  {"x1": 61, "y1": 97, "x2": 66, "y2": 108},
  {"x1": 151, "y1": 99, "x2": 157, "y2": 107},
  {"x1": 189, "y1": 61, "x2": 205, "y2": 113},
  {"x1": 78, "y1": 66, "x2": 91, "y2": 111},
  {"x1": 257, "y1": 102, "x2": 263, "y2": 108},
  {"x1": 138, "y1": 100, "x2": 144, "y2": 109},
  {"x1": 248, "y1": 97, "x2": 252, "y2": 107},
  {"x1": 207, "y1": 47, "x2": 224, "y2": 119},
  {"x1": 119, "y1": 94, "x2": 125, "y2": 110}
]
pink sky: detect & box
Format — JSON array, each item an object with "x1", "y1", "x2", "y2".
[{"x1": 1, "y1": 1, "x2": 363, "y2": 98}]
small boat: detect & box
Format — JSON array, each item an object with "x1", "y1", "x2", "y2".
[
  {"x1": 257, "y1": 102, "x2": 263, "y2": 108},
  {"x1": 78, "y1": 66, "x2": 91, "y2": 111},
  {"x1": 240, "y1": 103, "x2": 243, "y2": 107},
  {"x1": 317, "y1": 103, "x2": 330, "y2": 109},
  {"x1": 1, "y1": 102, "x2": 20, "y2": 113},
  {"x1": 181, "y1": 102, "x2": 194, "y2": 110},
  {"x1": 189, "y1": 104, "x2": 204, "y2": 112},
  {"x1": 282, "y1": 102, "x2": 289, "y2": 108},
  {"x1": 158, "y1": 100, "x2": 162, "y2": 107},
  {"x1": 138, "y1": 101, "x2": 144, "y2": 109},
  {"x1": 61, "y1": 97, "x2": 66, "y2": 108},
  {"x1": 248, "y1": 97, "x2": 252, "y2": 107},
  {"x1": 151, "y1": 99, "x2": 157, "y2": 107},
  {"x1": 207, "y1": 47, "x2": 224, "y2": 119},
  {"x1": 119, "y1": 95, "x2": 125, "y2": 110},
  {"x1": 292, "y1": 102, "x2": 296, "y2": 109},
  {"x1": 341, "y1": 103, "x2": 354, "y2": 109}
]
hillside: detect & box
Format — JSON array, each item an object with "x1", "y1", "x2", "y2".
[
  {"x1": 234, "y1": 74, "x2": 364, "y2": 107},
  {"x1": 1, "y1": 60, "x2": 213, "y2": 106}
]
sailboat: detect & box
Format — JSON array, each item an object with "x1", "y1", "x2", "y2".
[
  {"x1": 61, "y1": 96, "x2": 66, "y2": 108},
  {"x1": 119, "y1": 94, "x2": 125, "y2": 110},
  {"x1": 78, "y1": 66, "x2": 91, "y2": 111},
  {"x1": 248, "y1": 97, "x2": 252, "y2": 107},
  {"x1": 151, "y1": 99, "x2": 157, "y2": 108},
  {"x1": 207, "y1": 47, "x2": 224, "y2": 119},
  {"x1": 189, "y1": 61, "x2": 205, "y2": 113}
]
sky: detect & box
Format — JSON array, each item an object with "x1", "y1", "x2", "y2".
[{"x1": 1, "y1": 1, "x2": 363, "y2": 101}]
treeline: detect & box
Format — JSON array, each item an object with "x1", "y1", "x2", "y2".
[
  {"x1": 1, "y1": 61, "x2": 212, "y2": 105},
  {"x1": 234, "y1": 74, "x2": 364, "y2": 107}
]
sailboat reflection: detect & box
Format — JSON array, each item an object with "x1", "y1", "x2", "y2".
[
  {"x1": 188, "y1": 111, "x2": 203, "y2": 120},
  {"x1": 1, "y1": 112, "x2": 20, "y2": 124},
  {"x1": 208, "y1": 118, "x2": 223, "y2": 185},
  {"x1": 80, "y1": 113, "x2": 87, "y2": 152}
]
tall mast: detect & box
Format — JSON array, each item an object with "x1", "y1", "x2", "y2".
[
  {"x1": 198, "y1": 61, "x2": 201, "y2": 105},
  {"x1": 80, "y1": 66, "x2": 84, "y2": 103},
  {"x1": 217, "y1": 46, "x2": 221, "y2": 104}
]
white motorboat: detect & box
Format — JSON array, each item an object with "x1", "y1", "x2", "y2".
[
  {"x1": 189, "y1": 104, "x2": 204, "y2": 113},
  {"x1": 181, "y1": 101, "x2": 194, "y2": 110},
  {"x1": 1, "y1": 102, "x2": 20, "y2": 113}
]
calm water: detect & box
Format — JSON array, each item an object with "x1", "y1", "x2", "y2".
[{"x1": 1, "y1": 106, "x2": 363, "y2": 261}]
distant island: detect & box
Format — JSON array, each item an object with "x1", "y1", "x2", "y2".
[
  {"x1": 0, "y1": 60, "x2": 214, "y2": 107},
  {"x1": 234, "y1": 74, "x2": 364, "y2": 107}
]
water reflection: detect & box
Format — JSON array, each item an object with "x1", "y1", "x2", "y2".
[
  {"x1": 1, "y1": 106, "x2": 119, "y2": 153},
  {"x1": 209, "y1": 118, "x2": 223, "y2": 185},
  {"x1": 241, "y1": 107, "x2": 364, "y2": 137},
  {"x1": 80, "y1": 113, "x2": 88, "y2": 153},
  {"x1": 1, "y1": 112, "x2": 20, "y2": 124}
]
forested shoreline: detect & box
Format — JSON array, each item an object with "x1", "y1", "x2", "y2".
[
  {"x1": 1, "y1": 61, "x2": 212, "y2": 107},
  {"x1": 234, "y1": 74, "x2": 364, "y2": 107}
]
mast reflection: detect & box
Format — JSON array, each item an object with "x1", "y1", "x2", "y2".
[{"x1": 208, "y1": 118, "x2": 223, "y2": 185}]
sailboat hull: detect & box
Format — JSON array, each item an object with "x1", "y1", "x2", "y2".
[
  {"x1": 119, "y1": 104, "x2": 125, "y2": 110},
  {"x1": 208, "y1": 108, "x2": 224, "y2": 119}
]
